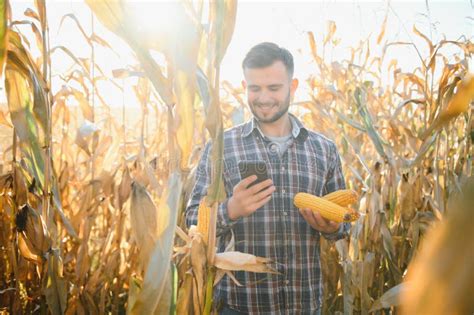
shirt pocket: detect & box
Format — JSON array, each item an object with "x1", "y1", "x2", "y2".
[{"x1": 296, "y1": 156, "x2": 327, "y2": 197}]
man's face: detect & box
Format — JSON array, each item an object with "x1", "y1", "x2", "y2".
[{"x1": 243, "y1": 61, "x2": 298, "y2": 124}]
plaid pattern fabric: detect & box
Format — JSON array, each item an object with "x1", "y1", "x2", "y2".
[{"x1": 186, "y1": 113, "x2": 350, "y2": 314}]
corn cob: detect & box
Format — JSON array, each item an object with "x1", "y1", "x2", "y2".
[
  {"x1": 323, "y1": 189, "x2": 358, "y2": 207},
  {"x1": 442, "y1": 75, "x2": 474, "y2": 118},
  {"x1": 197, "y1": 197, "x2": 210, "y2": 244},
  {"x1": 15, "y1": 204, "x2": 51, "y2": 257},
  {"x1": 294, "y1": 192, "x2": 359, "y2": 223}
]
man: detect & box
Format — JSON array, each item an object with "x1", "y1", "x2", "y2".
[{"x1": 186, "y1": 42, "x2": 350, "y2": 314}]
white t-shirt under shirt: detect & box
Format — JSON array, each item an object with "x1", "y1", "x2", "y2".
[{"x1": 266, "y1": 133, "x2": 292, "y2": 157}]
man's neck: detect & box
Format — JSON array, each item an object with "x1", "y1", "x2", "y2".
[{"x1": 257, "y1": 113, "x2": 292, "y2": 138}]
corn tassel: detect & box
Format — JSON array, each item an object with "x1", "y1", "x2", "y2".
[
  {"x1": 294, "y1": 192, "x2": 359, "y2": 223},
  {"x1": 323, "y1": 189, "x2": 358, "y2": 207}
]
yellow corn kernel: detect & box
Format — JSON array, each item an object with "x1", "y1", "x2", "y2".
[
  {"x1": 294, "y1": 192, "x2": 359, "y2": 223},
  {"x1": 323, "y1": 189, "x2": 359, "y2": 207},
  {"x1": 197, "y1": 197, "x2": 210, "y2": 244}
]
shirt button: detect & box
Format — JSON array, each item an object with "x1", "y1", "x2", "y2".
[
  {"x1": 281, "y1": 166, "x2": 285, "y2": 171},
  {"x1": 283, "y1": 211, "x2": 288, "y2": 216},
  {"x1": 285, "y1": 280, "x2": 290, "y2": 285},
  {"x1": 282, "y1": 189, "x2": 286, "y2": 193}
]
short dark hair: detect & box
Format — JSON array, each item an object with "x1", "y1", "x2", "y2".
[{"x1": 242, "y1": 42, "x2": 294, "y2": 78}]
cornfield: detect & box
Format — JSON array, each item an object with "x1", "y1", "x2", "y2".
[{"x1": 0, "y1": 1, "x2": 472, "y2": 314}]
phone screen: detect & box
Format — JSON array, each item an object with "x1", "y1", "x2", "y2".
[{"x1": 238, "y1": 161, "x2": 269, "y2": 187}]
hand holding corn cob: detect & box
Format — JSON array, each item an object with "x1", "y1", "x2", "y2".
[{"x1": 294, "y1": 189, "x2": 360, "y2": 223}]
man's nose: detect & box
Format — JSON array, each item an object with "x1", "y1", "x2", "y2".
[{"x1": 257, "y1": 90, "x2": 272, "y2": 104}]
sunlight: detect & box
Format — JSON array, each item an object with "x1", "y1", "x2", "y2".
[
  {"x1": 128, "y1": 1, "x2": 194, "y2": 52},
  {"x1": 1, "y1": 1, "x2": 472, "y2": 314}
]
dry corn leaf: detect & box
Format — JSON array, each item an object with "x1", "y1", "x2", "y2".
[
  {"x1": 401, "y1": 178, "x2": 474, "y2": 315},
  {"x1": 214, "y1": 251, "x2": 279, "y2": 274},
  {"x1": 129, "y1": 181, "x2": 158, "y2": 268},
  {"x1": 413, "y1": 24, "x2": 434, "y2": 57},
  {"x1": 17, "y1": 233, "x2": 42, "y2": 263},
  {"x1": 0, "y1": 0, "x2": 7, "y2": 79},
  {"x1": 84, "y1": 0, "x2": 125, "y2": 37},
  {"x1": 118, "y1": 165, "x2": 132, "y2": 209},
  {"x1": 75, "y1": 120, "x2": 99, "y2": 155},
  {"x1": 5, "y1": 68, "x2": 46, "y2": 189},
  {"x1": 176, "y1": 272, "x2": 193, "y2": 314},
  {"x1": 370, "y1": 282, "x2": 408, "y2": 312},
  {"x1": 126, "y1": 275, "x2": 141, "y2": 315},
  {"x1": 211, "y1": 0, "x2": 238, "y2": 65},
  {"x1": 7, "y1": 30, "x2": 49, "y2": 136},
  {"x1": 153, "y1": 270, "x2": 172, "y2": 315},
  {"x1": 34, "y1": 0, "x2": 46, "y2": 30},
  {"x1": 307, "y1": 31, "x2": 323, "y2": 65},
  {"x1": 86, "y1": 0, "x2": 174, "y2": 105},
  {"x1": 190, "y1": 234, "x2": 206, "y2": 310},
  {"x1": 59, "y1": 14, "x2": 93, "y2": 48},
  {"x1": 0, "y1": 108, "x2": 13, "y2": 127},
  {"x1": 71, "y1": 89, "x2": 93, "y2": 122},
  {"x1": 129, "y1": 172, "x2": 182, "y2": 314},
  {"x1": 421, "y1": 74, "x2": 474, "y2": 140},
  {"x1": 323, "y1": 20, "x2": 337, "y2": 46},
  {"x1": 175, "y1": 69, "x2": 196, "y2": 171},
  {"x1": 376, "y1": 13, "x2": 387, "y2": 45},
  {"x1": 440, "y1": 74, "x2": 474, "y2": 118},
  {"x1": 44, "y1": 249, "x2": 67, "y2": 315},
  {"x1": 204, "y1": 91, "x2": 226, "y2": 205}
]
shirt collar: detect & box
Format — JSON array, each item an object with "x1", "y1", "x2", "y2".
[{"x1": 242, "y1": 112, "x2": 308, "y2": 140}]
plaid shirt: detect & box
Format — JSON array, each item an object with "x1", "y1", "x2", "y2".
[{"x1": 186, "y1": 113, "x2": 350, "y2": 314}]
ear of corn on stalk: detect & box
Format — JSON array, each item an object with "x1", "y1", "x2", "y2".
[
  {"x1": 294, "y1": 191, "x2": 359, "y2": 223},
  {"x1": 197, "y1": 197, "x2": 210, "y2": 244},
  {"x1": 441, "y1": 74, "x2": 474, "y2": 118},
  {"x1": 15, "y1": 204, "x2": 51, "y2": 259}
]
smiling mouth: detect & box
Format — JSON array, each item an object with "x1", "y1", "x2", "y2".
[{"x1": 257, "y1": 104, "x2": 276, "y2": 109}]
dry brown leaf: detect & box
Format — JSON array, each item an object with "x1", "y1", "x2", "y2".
[
  {"x1": 214, "y1": 251, "x2": 279, "y2": 274},
  {"x1": 190, "y1": 234, "x2": 206, "y2": 310},
  {"x1": 401, "y1": 179, "x2": 474, "y2": 315},
  {"x1": 129, "y1": 181, "x2": 158, "y2": 269},
  {"x1": 118, "y1": 165, "x2": 132, "y2": 209}
]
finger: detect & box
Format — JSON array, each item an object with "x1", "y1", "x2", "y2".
[
  {"x1": 248, "y1": 178, "x2": 273, "y2": 194},
  {"x1": 235, "y1": 175, "x2": 258, "y2": 191},
  {"x1": 312, "y1": 211, "x2": 330, "y2": 228},
  {"x1": 299, "y1": 208, "x2": 318, "y2": 228},
  {"x1": 312, "y1": 211, "x2": 340, "y2": 232},
  {"x1": 326, "y1": 220, "x2": 340, "y2": 232},
  {"x1": 249, "y1": 195, "x2": 272, "y2": 212},
  {"x1": 251, "y1": 185, "x2": 276, "y2": 203}
]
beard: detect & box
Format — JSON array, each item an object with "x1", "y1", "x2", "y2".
[{"x1": 249, "y1": 90, "x2": 291, "y2": 124}]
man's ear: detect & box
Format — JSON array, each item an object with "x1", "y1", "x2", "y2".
[{"x1": 242, "y1": 80, "x2": 247, "y2": 90}]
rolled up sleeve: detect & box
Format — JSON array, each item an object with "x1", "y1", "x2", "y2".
[
  {"x1": 320, "y1": 142, "x2": 351, "y2": 241},
  {"x1": 185, "y1": 142, "x2": 240, "y2": 234}
]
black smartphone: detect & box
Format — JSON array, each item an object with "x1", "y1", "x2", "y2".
[{"x1": 238, "y1": 161, "x2": 269, "y2": 187}]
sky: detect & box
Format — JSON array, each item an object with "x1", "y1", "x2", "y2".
[
  {"x1": 224, "y1": 1, "x2": 472, "y2": 92},
  {"x1": 4, "y1": 0, "x2": 473, "y2": 106}
]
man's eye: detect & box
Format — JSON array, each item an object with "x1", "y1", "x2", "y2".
[{"x1": 269, "y1": 87, "x2": 280, "y2": 91}]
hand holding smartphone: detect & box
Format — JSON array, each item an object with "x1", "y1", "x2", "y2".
[
  {"x1": 227, "y1": 161, "x2": 274, "y2": 220},
  {"x1": 238, "y1": 161, "x2": 269, "y2": 187}
]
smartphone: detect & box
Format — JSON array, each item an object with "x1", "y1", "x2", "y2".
[{"x1": 238, "y1": 161, "x2": 269, "y2": 188}]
